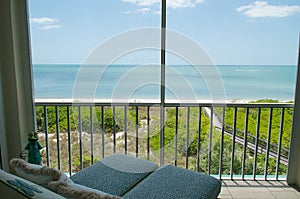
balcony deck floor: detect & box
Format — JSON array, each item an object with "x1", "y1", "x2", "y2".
[{"x1": 220, "y1": 180, "x2": 300, "y2": 199}]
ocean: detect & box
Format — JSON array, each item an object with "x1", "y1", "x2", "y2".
[{"x1": 33, "y1": 64, "x2": 297, "y2": 101}]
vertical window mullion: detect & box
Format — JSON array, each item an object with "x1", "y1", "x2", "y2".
[{"x1": 160, "y1": 0, "x2": 167, "y2": 166}]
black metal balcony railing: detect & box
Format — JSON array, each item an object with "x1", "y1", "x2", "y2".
[{"x1": 35, "y1": 101, "x2": 294, "y2": 180}]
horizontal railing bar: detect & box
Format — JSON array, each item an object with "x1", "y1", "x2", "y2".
[
  {"x1": 35, "y1": 101, "x2": 294, "y2": 108},
  {"x1": 166, "y1": 103, "x2": 294, "y2": 108}
]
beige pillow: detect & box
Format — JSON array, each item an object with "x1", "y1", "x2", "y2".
[
  {"x1": 10, "y1": 158, "x2": 71, "y2": 187},
  {"x1": 0, "y1": 169, "x2": 65, "y2": 199},
  {"x1": 48, "y1": 181, "x2": 122, "y2": 199}
]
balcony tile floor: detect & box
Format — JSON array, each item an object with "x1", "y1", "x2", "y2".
[{"x1": 220, "y1": 180, "x2": 300, "y2": 199}]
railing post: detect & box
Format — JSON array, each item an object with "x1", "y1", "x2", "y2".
[
  {"x1": 208, "y1": 107, "x2": 213, "y2": 174},
  {"x1": 147, "y1": 106, "x2": 150, "y2": 160},
  {"x1": 253, "y1": 108, "x2": 261, "y2": 180},
  {"x1": 186, "y1": 107, "x2": 190, "y2": 169},
  {"x1": 175, "y1": 107, "x2": 179, "y2": 166},
  {"x1": 230, "y1": 107, "x2": 237, "y2": 179},
  {"x1": 242, "y1": 107, "x2": 249, "y2": 180},
  {"x1": 136, "y1": 106, "x2": 139, "y2": 158},
  {"x1": 276, "y1": 108, "x2": 285, "y2": 180},
  {"x1": 264, "y1": 108, "x2": 273, "y2": 180},
  {"x1": 101, "y1": 106, "x2": 105, "y2": 158},
  {"x1": 43, "y1": 106, "x2": 50, "y2": 167},
  {"x1": 78, "y1": 106, "x2": 83, "y2": 170},
  {"x1": 90, "y1": 106, "x2": 94, "y2": 164},
  {"x1": 218, "y1": 107, "x2": 225, "y2": 179},
  {"x1": 67, "y1": 106, "x2": 72, "y2": 176},
  {"x1": 124, "y1": 106, "x2": 128, "y2": 155},
  {"x1": 113, "y1": 106, "x2": 116, "y2": 153},
  {"x1": 55, "y1": 106, "x2": 61, "y2": 170},
  {"x1": 197, "y1": 107, "x2": 202, "y2": 172}
]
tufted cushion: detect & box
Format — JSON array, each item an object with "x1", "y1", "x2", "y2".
[
  {"x1": 10, "y1": 158, "x2": 72, "y2": 188},
  {"x1": 48, "y1": 181, "x2": 122, "y2": 199},
  {"x1": 70, "y1": 154, "x2": 158, "y2": 196},
  {"x1": 123, "y1": 165, "x2": 222, "y2": 199}
]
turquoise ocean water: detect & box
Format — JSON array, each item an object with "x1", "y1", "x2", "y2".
[{"x1": 33, "y1": 64, "x2": 297, "y2": 101}]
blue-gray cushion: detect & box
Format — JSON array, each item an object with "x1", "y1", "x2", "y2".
[
  {"x1": 123, "y1": 165, "x2": 222, "y2": 199},
  {"x1": 70, "y1": 154, "x2": 158, "y2": 196}
]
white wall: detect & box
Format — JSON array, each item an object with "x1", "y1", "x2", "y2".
[
  {"x1": 287, "y1": 37, "x2": 300, "y2": 188},
  {"x1": 0, "y1": 0, "x2": 35, "y2": 171}
]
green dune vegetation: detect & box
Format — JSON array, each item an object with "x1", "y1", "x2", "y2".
[{"x1": 35, "y1": 99, "x2": 293, "y2": 177}]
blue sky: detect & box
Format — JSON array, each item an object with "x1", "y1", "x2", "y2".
[{"x1": 28, "y1": 0, "x2": 300, "y2": 65}]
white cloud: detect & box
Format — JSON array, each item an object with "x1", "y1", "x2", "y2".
[
  {"x1": 167, "y1": 0, "x2": 204, "y2": 9},
  {"x1": 30, "y1": 17, "x2": 61, "y2": 30},
  {"x1": 123, "y1": 7, "x2": 151, "y2": 14},
  {"x1": 30, "y1": 17, "x2": 59, "y2": 24},
  {"x1": 137, "y1": 7, "x2": 151, "y2": 13},
  {"x1": 121, "y1": 0, "x2": 204, "y2": 9},
  {"x1": 39, "y1": 25, "x2": 62, "y2": 30},
  {"x1": 121, "y1": 0, "x2": 160, "y2": 7},
  {"x1": 237, "y1": 1, "x2": 300, "y2": 18}
]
